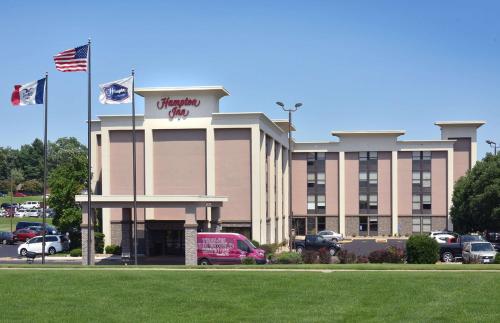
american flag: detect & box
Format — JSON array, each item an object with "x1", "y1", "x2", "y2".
[{"x1": 53, "y1": 44, "x2": 89, "y2": 72}]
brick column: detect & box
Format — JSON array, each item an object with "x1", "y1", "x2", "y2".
[
  {"x1": 81, "y1": 203, "x2": 95, "y2": 265},
  {"x1": 184, "y1": 206, "x2": 198, "y2": 266}
]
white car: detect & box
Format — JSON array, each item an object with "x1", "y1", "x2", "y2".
[
  {"x1": 14, "y1": 209, "x2": 27, "y2": 218},
  {"x1": 318, "y1": 230, "x2": 344, "y2": 242},
  {"x1": 25, "y1": 209, "x2": 39, "y2": 218},
  {"x1": 432, "y1": 233, "x2": 455, "y2": 244},
  {"x1": 18, "y1": 235, "x2": 69, "y2": 256},
  {"x1": 21, "y1": 201, "x2": 40, "y2": 209}
]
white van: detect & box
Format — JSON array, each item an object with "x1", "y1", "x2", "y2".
[{"x1": 21, "y1": 201, "x2": 40, "y2": 209}]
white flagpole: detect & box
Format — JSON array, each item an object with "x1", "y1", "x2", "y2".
[
  {"x1": 87, "y1": 39, "x2": 92, "y2": 265},
  {"x1": 131, "y1": 70, "x2": 138, "y2": 265}
]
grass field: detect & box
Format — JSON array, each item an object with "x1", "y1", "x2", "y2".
[
  {"x1": 0, "y1": 268, "x2": 498, "y2": 322},
  {"x1": 0, "y1": 195, "x2": 43, "y2": 205},
  {"x1": 0, "y1": 217, "x2": 52, "y2": 232}
]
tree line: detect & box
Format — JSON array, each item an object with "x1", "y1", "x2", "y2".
[{"x1": 0, "y1": 137, "x2": 87, "y2": 194}]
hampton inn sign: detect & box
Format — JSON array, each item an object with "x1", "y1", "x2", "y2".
[{"x1": 156, "y1": 97, "x2": 201, "y2": 119}]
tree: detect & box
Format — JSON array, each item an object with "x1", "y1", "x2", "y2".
[
  {"x1": 48, "y1": 152, "x2": 88, "y2": 233},
  {"x1": 17, "y1": 139, "x2": 44, "y2": 180},
  {"x1": 451, "y1": 153, "x2": 500, "y2": 233},
  {"x1": 22, "y1": 179, "x2": 43, "y2": 194},
  {"x1": 48, "y1": 137, "x2": 87, "y2": 174},
  {"x1": 10, "y1": 168, "x2": 24, "y2": 186}
]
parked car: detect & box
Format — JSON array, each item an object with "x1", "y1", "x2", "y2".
[
  {"x1": 1, "y1": 203, "x2": 12, "y2": 209},
  {"x1": 25, "y1": 209, "x2": 39, "y2": 218},
  {"x1": 14, "y1": 192, "x2": 27, "y2": 197},
  {"x1": 318, "y1": 230, "x2": 344, "y2": 242},
  {"x1": 13, "y1": 229, "x2": 38, "y2": 242},
  {"x1": 462, "y1": 242, "x2": 497, "y2": 264},
  {"x1": 440, "y1": 234, "x2": 486, "y2": 262},
  {"x1": 293, "y1": 234, "x2": 341, "y2": 256},
  {"x1": 484, "y1": 232, "x2": 500, "y2": 252},
  {"x1": 15, "y1": 221, "x2": 58, "y2": 235},
  {"x1": 14, "y1": 209, "x2": 27, "y2": 218},
  {"x1": 432, "y1": 233, "x2": 456, "y2": 244},
  {"x1": 0, "y1": 210, "x2": 6, "y2": 217},
  {"x1": 18, "y1": 235, "x2": 69, "y2": 256},
  {"x1": 197, "y1": 232, "x2": 266, "y2": 265},
  {"x1": 0, "y1": 231, "x2": 15, "y2": 244},
  {"x1": 21, "y1": 201, "x2": 40, "y2": 209}
]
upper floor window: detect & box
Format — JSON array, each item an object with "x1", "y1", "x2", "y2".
[
  {"x1": 360, "y1": 151, "x2": 378, "y2": 161},
  {"x1": 412, "y1": 151, "x2": 431, "y2": 160}
]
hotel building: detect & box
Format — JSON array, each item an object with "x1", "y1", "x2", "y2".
[{"x1": 77, "y1": 85, "x2": 484, "y2": 263}]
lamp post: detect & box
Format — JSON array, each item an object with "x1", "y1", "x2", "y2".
[
  {"x1": 276, "y1": 101, "x2": 302, "y2": 250},
  {"x1": 486, "y1": 140, "x2": 499, "y2": 155}
]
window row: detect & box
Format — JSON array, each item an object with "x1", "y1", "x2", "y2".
[
  {"x1": 412, "y1": 217, "x2": 431, "y2": 233},
  {"x1": 412, "y1": 194, "x2": 431, "y2": 211},
  {"x1": 359, "y1": 171, "x2": 378, "y2": 184},
  {"x1": 359, "y1": 151, "x2": 378, "y2": 160},
  {"x1": 293, "y1": 216, "x2": 326, "y2": 236},
  {"x1": 412, "y1": 171, "x2": 431, "y2": 187},
  {"x1": 412, "y1": 151, "x2": 431, "y2": 160},
  {"x1": 359, "y1": 194, "x2": 378, "y2": 210},
  {"x1": 307, "y1": 195, "x2": 326, "y2": 214},
  {"x1": 307, "y1": 172, "x2": 325, "y2": 187}
]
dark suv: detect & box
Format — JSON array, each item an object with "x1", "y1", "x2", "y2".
[
  {"x1": 0, "y1": 231, "x2": 15, "y2": 244},
  {"x1": 484, "y1": 232, "x2": 500, "y2": 252}
]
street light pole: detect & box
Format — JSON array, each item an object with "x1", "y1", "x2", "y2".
[
  {"x1": 486, "y1": 140, "x2": 499, "y2": 155},
  {"x1": 276, "y1": 101, "x2": 302, "y2": 250}
]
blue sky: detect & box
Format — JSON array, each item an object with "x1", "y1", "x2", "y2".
[{"x1": 1, "y1": 0, "x2": 498, "y2": 157}]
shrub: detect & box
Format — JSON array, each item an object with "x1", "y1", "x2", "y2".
[
  {"x1": 495, "y1": 253, "x2": 500, "y2": 264},
  {"x1": 368, "y1": 246, "x2": 405, "y2": 263},
  {"x1": 94, "y1": 232, "x2": 105, "y2": 254},
  {"x1": 260, "y1": 243, "x2": 280, "y2": 257},
  {"x1": 406, "y1": 234, "x2": 439, "y2": 264},
  {"x1": 241, "y1": 257, "x2": 256, "y2": 265},
  {"x1": 318, "y1": 247, "x2": 331, "y2": 264},
  {"x1": 70, "y1": 248, "x2": 82, "y2": 257},
  {"x1": 251, "y1": 240, "x2": 260, "y2": 248},
  {"x1": 276, "y1": 252, "x2": 302, "y2": 264},
  {"x1": 105, "y1": 244, "x2": 122, "y2": 255},
  {"x1": 303, "y1": 250, "x2": 319, "y2": 264},
  {"x1": 336, "y1": 249, "x2": 357, "y2": 264},
  {"x1": 356, "y1": 256, "x2": 369, "y2": 263},
  {"x1": 463, "y1": 254, "x2": 482, "y2": 264}
]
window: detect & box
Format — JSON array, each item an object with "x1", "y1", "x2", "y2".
[
  {"x1": 412, "y1": 151, "x2": 421, "y2": 160},
  {"x1": 359, "y1": 194, "x2": 368, "y2": 210},
  {"x1": 237, "y1": 240, "x2": 250, "y2": 252},
  {"x1": 412, "y1": 171, "x2": 420, "y2": 184},
  {"x1": 317, "y1": 216, "x2": 326, "y2": 231},
  {"x1": 359, "y1": 216, "x2": 368, "y2": 235},
  {"x1": 422, "y1": 194, "x2": 431, "y2": 210},
  {"x1": 369, "y1": 171, "x2": 378, "y2": 185},
  {"x1": 317, "y1": 195, "x2": 326, "y2": 213},
  {"x1": 422, "y1": 171, "x2": 431, "y2": 188},
  {"x1": 369, "y1": 217, "x2": 378, "y2": 235},
  {"x1": 316, "y1": 173, "x2": 325, "y2": 185},
  {"x1": 359, "y1": 152, "x2": 368, "y2": 161},
  {"x1": 422, "y1": 217, "x2": 431, "y2": 232},
  {"x1": 369, "y1": 194, "x2": 378, "y2": 209},
  {"x1": 359, "y1": 171, "x2": 367, "y2": 182},
  {"x1": 307, "y1": 173, "x2": 315, "y2": 188},
  {"x1": 307, "y1": 152, "x2": 315, "y2": 161},
  {"x1": 293, "y1": 218, "x2": 306, "y2": 236},
  {"x1": 307, "y1": 217, "x2": 316, "y2": 234},
  {"x1": 412, "y1": 195, "x2": 420, "y2": 210},
  {"x1": 412, "y1": 217, "x2": 421, "y2": 233},
  {"x1": 317, "y1": 152, "x2": 326, "y2": 160},
  {"x1": 307, "y1": 195, "x2": 315, "y2": 211},
  {"x1": 369, "y1": 152, "x2": 378, "y2": 160},
  {"x1": 423, "y1": 151, "x2": 431, "y2": 160}
]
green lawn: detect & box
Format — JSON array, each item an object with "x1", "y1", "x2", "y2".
[
  {"x1": 0, "y1": 194, "x2": 43, "y2": 205},
  {"x1": 0, "y1": 217, "x2": 52, "y2": 232},
  {"x1": 0, "y1": 269, "x2": 498, "y2": 322}
]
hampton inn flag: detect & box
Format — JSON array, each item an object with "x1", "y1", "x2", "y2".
[
  {"x1": 99, "y1": 76, "x2": 133, "y2": 104},
  {"x1": 11, "y1": 78, "x2": 46, "y2": 106}
]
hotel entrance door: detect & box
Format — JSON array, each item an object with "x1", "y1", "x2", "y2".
[{"x1": 147, "y1": 222, "x2": 185, "y2": 256}]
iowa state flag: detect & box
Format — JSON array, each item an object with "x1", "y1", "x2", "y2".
[{"x1": 11, "y1": 78, "x2": 46, "y2": 106}]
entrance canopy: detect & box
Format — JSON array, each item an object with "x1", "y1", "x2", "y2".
[{"x1": 75, "y1": 194, "x2": 228, "y2": 208}]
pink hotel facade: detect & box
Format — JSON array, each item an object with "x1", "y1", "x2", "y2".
[{"x1": 83, "y1": 86, "x2": 484, "y2": 257}]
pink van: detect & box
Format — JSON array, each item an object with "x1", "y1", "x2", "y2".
[{"x1": 197, "y1": 232, "x2": 266, "y2": 265}]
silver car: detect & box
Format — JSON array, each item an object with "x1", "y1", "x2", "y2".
[
  {"x1": 462, "y1": 242, "x2": 497, "y2": 264},
  {"x1": 318, "y1": 230, "x2": 343, "y2": 242}
]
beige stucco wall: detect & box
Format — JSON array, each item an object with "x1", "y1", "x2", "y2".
[
  {"x1": 452, "y1": 138, "x2": 471, "y2": 183},
  {"x1": 291, "y1": 152, "x2": 307, "y2": 215},
  {"x1": 344, "y1": 152, "x2": 359, "y2": 216},
  {"x1": 325, "y1": 152, "x2": 339, "y2": 215},
  {"x1": 378, "y1": 152, "x2": 391, "y2": 216},
  {"x1": 153, "y1": 129, "x2": 206, "y2": 220},
  {"x1": 431, "y1": 151, "x2": 447, "y2": 216},
  {"x1": 214, "y1": 128, "x2": 252, "y2": 222},
  {"x1": 397, "y1": 151, "x2": 412, "y2": 216},
  {"x1": 109, "y1": 130, "x2": 145, "y2": 221}
]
